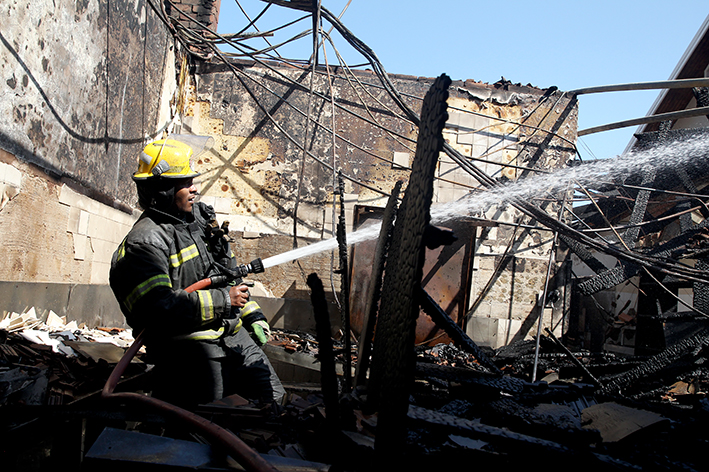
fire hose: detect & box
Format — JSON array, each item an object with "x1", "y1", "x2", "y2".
[{"x1": 101, "y1": 259, "x2": 278, "y2": 472}]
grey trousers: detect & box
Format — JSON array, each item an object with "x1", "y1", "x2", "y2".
[{"x1": 150, "y1": 328, "x2": 285, "y2": 409}]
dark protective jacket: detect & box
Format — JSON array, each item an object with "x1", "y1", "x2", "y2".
[{"x1": 110, "y1": 202, "x2": 240, "y2": 345}]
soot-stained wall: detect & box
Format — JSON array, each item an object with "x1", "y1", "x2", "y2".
[
  {"x1": 1, "y1": 0, "x2": 174, "y2": 209},
  {"x1": 0, "y1": 0, "x2": 179, "y2": 326}
]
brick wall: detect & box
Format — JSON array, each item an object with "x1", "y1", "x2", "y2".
[{"x1": 167, "y1": 0, "x2": 221, "y2": 32}]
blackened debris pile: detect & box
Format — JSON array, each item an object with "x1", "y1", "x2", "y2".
[
  {"x1": 2, "y1": 319, "x2": 709, "y2": 472},
  {"x1": 399, "y1": 336, "x2": 709, "y2": 471}
]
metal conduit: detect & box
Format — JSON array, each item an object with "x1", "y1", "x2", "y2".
[
  {"x1": 579, "y1": 106, "x2": 709, "y2": 136},
  {"x1": 571, "y1": 78, "x2": 709, "y2": 136},
  {"x1": 569, "y1": 77, "x2": 709, "y2": 95}
]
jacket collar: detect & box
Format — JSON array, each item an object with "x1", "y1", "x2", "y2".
[{"x1": 145, "y1": 207, "x2": 194, "y2": 226}]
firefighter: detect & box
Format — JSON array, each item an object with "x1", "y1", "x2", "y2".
[{"x1": 109, "y1": 135, "x2": 285, "y2": 409}]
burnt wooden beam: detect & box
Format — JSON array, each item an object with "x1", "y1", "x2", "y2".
[
  {"x1": 335, "y1": 174, "x2": 352, "y2": 393},
  {"x1": 369, "y1": 74, "x2": 451, "y2": 462},
  {"x1": 354, "y1": 180, "x2": 402, "y2": 388},
  {"x1": 306, "y1": 273, "x2": 339, "y2": 427},
  {"x1": 598, "y1": 328, "x2": 709, "y2": 396},
  {"x1": 419, "y1": 287, "x2": 501, "y2": 374}
]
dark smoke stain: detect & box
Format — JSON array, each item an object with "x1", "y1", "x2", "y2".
[
  {"x1": 28, "y1": 119, "x2": 46, "y2": 148},
  {"x1": 13, "y1": 105, "x2": 26, "y2": 124}
]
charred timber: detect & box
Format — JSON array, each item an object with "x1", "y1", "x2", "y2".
[
  {"x1": 354, "y1": 180, "x2": 402, "y2": 388},
  {"x1": 407, "y1": 404, "x2": 571, "y2": 453},
  {"x1": 370, "y1": 74, "x2": 451, "y2": 460},
  {"x1": 415, "y1": 362, "x2": 526, "y2": 395},
  {"x1": 419, "y1": 287, "x2": 501, "y2": 374},
  {"x1": 545, "y1": 328, "x2": 601, "y2": 386},
  {"x1": 335, "y1": 174, "x2": 352, "y2": 392},
  {"x1": 598, "y1": 328, "x2": 709, "y2": 396},
  {"x1": 307, "y1": 273, "x2": 340, "y2": 427}
]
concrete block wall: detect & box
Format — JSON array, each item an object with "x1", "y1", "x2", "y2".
[
  {"x1": 0, "y1": 162, "x2": 22, "y2": 211},
  {"x1": 441, "y1": 97, "x2": 575, "y2": 348},
  {"x1": 0, "y1": 156, "x2": 137, "y2": 327},
  {"x1": 440, "y1": 106, "x2": 523, "y2": 203},
  {"x1": 58, "y1": 184, "x2": 138, "y2": 284}
]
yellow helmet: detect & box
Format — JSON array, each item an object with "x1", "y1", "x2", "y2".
[{"x1": 133, "y1": 135, "x2": 213, "y2": 180}]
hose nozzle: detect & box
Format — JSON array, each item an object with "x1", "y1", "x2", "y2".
[
  {"x1": 246, "y1": 258, "x2": 264, "y2": 274},
  {"x1": 234, "y1": 258, "x2": 265, "y2": 278}
]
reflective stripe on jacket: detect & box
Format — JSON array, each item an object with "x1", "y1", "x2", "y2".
[{"x1": 110, "y1": 202, "x2": 234, "y2": 343}]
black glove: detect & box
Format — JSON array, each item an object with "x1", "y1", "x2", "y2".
[
  {"x1": 216, "y1": 300, "x2": 241, "y2": 337},
  {"x1": 206, "y1": 219, "x2": 232, "y2": 266},
  {"x1": 221, "y1": 316, "x2": 243, "y2": 337}
]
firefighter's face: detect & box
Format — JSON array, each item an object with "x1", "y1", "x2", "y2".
[{"x1": 173, "y1": 178, "x2": 198, "y2": 213}]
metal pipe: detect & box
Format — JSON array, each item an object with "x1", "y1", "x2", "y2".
[
  {"x1": 569, "y1": 77, "x2": 709, "y2": 95},
  {"x1": 531, "y1": 189, "x2": 568, "y2": 382},
  {"x1": 578, "y1": 106, "x2": 709, "y2": 136}
]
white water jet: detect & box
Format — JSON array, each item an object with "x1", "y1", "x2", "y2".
[
  {"x1": 261, "y1": 224, "x2": 381, "y2": 269},
  {"x1": 261, "y1": 134, "x2": 709, "y2": 270}
]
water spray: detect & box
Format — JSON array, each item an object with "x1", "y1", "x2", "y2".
[
  {"x1": 258, "y1": 134, "x2": 709, "y2": 269},
  {"x1": 260, "y1": 224, "x2": 382, "y2": 269}
]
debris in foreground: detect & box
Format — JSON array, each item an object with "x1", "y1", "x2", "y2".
[{"x1": 2, "y1": 311, "x2": 709, "y2": 471}]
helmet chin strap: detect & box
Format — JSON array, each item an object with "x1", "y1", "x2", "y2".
[
  {"x1": 149, "y1": 189, "x2": 176, "y2": 213},
  {"x1": 137, "y1": 177, "x2": 176, "y2": 212}
]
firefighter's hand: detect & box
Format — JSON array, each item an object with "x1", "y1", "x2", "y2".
[
  {"x1": 228, "y1": 284, "x2": 249, "y2": 308},
  {"x1": 248, "y1": 320, "x2": 272, "y2": 346}
]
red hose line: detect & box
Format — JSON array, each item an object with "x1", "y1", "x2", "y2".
[
  {"x1": 103, "y1": 277, "x2": 209, "y2": 397},
  {"x1": 184, "y1": 277, "x2": 214, "y2": 292},
  {"x1": 101, "y1": 278, "x2": 280, "y2": 472},
  {"x1": 102, "y1": 329, "x2": 145, "y2": 397}
]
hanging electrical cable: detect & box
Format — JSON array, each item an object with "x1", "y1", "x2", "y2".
[
  {"x1": 207, "y1": 44, "x2": 390, "y2": 198},
  {"x1": 232, "y1": 0, "x2": 279, "y2": 54},
  {"x1": 151, "y1": 0, "x2": 709, "y2": 292},
  {"x1": 292, "y1": 0, "x2": 322, "y2": 247},
  {"x1": 321, "y1": 31, "x2": 416, "y2": 154},
  {"x1": 159, "y1": 0, "x2": 575, "y2": 201}
]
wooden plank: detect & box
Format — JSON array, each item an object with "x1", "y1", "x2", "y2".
[{"x1": 581, "y1": 402, "x2": 669, "y2": 442}]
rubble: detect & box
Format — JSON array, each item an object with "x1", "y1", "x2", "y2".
[
  {"x1": 403, "y1": 339, "x2": 709, "y2": 471},
  {"x1": 2, "y1": 307, "x2": 709, "y2": 471},
  {"x1": 0, "y1": 308, "x2": 144, "y2": 407}
]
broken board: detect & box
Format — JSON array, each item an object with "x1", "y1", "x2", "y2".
[{"x1": 581, "y1": 402, "x2": 669, "y2": 442}]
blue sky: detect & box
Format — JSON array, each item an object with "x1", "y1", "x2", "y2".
[{"x1": 217, "y1": 1, "x2": 708, "y2": 161}]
